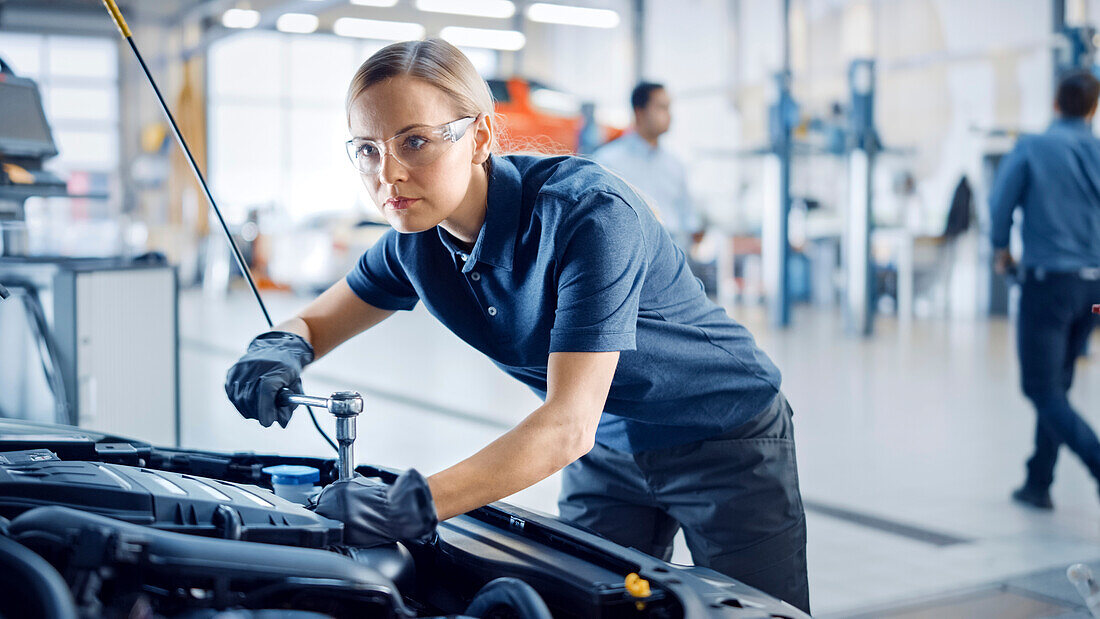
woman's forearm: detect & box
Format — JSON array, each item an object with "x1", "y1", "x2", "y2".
[
  {"x1": 265, "y1": 280, "x2": 395, "y2": 360},
  {"x1": 273, "y1": 316, "x2": 313, "y2": 344},
  {"x1": 427, "y1": 403, "x2": 593, "y2": 521},
  {"x1": 272, "y1": 315, "x2": 345, "y2": 359}
]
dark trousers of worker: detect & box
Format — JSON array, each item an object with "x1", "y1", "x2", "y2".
[
  {"x1": 558, "y1": 393, "x2": 810, "y2": 614},
  {"x1": 1017, "y1": 272, "x2": 1100, "y2": 491}
]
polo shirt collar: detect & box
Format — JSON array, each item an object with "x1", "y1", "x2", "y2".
[
  {"x1": 436, "y1": 154, "x2": 520, "y2": 273},
  {"x1": 1054, "y1": 116, "x2": 1092, "y2": 132}
]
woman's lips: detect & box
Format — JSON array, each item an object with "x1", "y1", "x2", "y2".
[{"x1": 385, "y1": 197, "x2": 419, "y2": 211}]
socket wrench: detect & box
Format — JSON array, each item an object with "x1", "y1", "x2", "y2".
[{"x1": 277, "y1": 389, "x2": 362, "y2": 481}]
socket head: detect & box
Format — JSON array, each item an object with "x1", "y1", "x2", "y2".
[{"x1": 329, "y1": 391, "x2": 363, "y2": 417}]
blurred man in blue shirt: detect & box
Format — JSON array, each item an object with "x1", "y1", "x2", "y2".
[
  {"x1": 593, "y1": 82, "x2": 702, "y2": 253},
  {"x1": 989, "y1": 69, "x2": 1100, "y2": 510}
]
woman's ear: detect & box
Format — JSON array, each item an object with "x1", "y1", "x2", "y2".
[{"x1": 471, "y1": 114, "x2": 494, "y2": 165}]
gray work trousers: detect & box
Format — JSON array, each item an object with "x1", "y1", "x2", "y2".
[{"x1": 558, "y1": 393, "x2": 810, "y2": 614}]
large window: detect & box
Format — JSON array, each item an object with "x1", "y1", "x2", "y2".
[
  {"x1": 208, "y1": 32, "x2": 498, "y2": 224},
  {"x1": 0, "y1": 33, "x2": 119, "y2": 194}
]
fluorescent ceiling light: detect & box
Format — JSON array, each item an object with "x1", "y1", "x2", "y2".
[
  {"x1": 416, "y1": 0, "x2": 515, "y2": 19},
  {"x1": 222, "y1": 8, "x2": 260, "y2": 29},
  {"x1": 526, "y1": 3, "x2": 620, "y2": 28},
  {"x1": 351, "y1": 0, "x2": 399, "y2": 5},
  {"x1": 276, "y1": 13, "x2": 319, "y2": 34},
  {"x1": 440, "y1": 26, "x2": 525, "y2": 51},
  {"x1": 334, "y1": 17, "x2": 426, "y2": 40}
]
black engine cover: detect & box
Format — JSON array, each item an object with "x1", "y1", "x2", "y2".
[{"x1": 0, "y1": 450, "x2": 341, "y2": 547}]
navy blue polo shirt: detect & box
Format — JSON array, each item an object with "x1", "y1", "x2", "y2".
[{"x1": 346, "y1": 154, "x2": 781, "y2": 453}]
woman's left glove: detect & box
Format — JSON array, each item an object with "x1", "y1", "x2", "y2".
[
  {"x1": 313, "y1": 469, "x2": 438, "y2": 547},
  {"x1": 224, "y1": 331, "x2": 314, "y2": 428}
]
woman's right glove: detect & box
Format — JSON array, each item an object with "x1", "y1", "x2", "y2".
[
  {"x1": 224, "y1": 331, "x2": 315, "y2": 428},
  {"x1": 313, "y1": 470, "x2": 438, "y2": 548}
]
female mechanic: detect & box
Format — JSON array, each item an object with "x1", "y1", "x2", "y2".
[{"x1": 225, "y1": 38, "x2": 809, "y2": 613}]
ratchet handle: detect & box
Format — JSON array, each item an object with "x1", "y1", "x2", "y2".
[{"x1": 276, "y1": 388, "x2": 329, "y2": 410}]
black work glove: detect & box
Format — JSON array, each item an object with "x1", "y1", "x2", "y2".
[
  {"x1": 224, "y1": 331, "x2": 314, "y2": 428},
  {"x1": 313, "y1": 469, "x2": 438, "y2": 548}
]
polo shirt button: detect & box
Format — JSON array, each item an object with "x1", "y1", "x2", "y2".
[
  {"x1": 487, "y1": 306, "x2": 497, "y2": 317},
  {"x1": 460, "y1": 254, "x2": 468, "y2": 262},
  {"x1": 470, "y1": 272, "x2": 481, "y2": 281}
]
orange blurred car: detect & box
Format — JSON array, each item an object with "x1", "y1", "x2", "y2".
[{"x1": 488, "y1": 77, "x2": 623, "y2": 155}]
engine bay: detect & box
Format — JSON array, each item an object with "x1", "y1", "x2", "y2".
[{"x1": 0, "y1": 419, "x2": 808, "y2": 618}]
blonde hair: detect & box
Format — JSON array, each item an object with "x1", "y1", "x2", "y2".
[{"x1": 346, "y1": 39, "x2": 496, "y2": 165}]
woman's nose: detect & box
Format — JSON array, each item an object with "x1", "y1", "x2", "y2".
[{"x1": 378, "y1": 151, "x2": 408, "y2": 185}]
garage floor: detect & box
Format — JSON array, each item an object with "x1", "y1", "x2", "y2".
[{"x1": 180, "y1": 289, "x2": 1100, "y2": 617}]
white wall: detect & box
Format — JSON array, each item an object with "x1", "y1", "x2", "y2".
[{"x1": 643, "y1": 0, "x2": 747, "y2": 231}]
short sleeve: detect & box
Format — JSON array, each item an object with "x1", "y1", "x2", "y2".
[
  {"x1": 345, "y1": 228, "x2": 419, "y2": 311},
  {"x1": 550, "y1": 192, "x2": 647, "y2": 353}
]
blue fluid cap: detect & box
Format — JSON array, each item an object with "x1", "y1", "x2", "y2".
[{"x1": 262, "y1": 464, "x2": 320, "y2": 486}]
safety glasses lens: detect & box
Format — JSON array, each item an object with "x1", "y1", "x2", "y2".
[{"x1": 346, "y1": 117, "x2": 476, "y2": 175}]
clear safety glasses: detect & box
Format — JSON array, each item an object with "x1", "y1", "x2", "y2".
[{"x1": 345, "y1": 116, "x2": 479, "y2": 175}]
